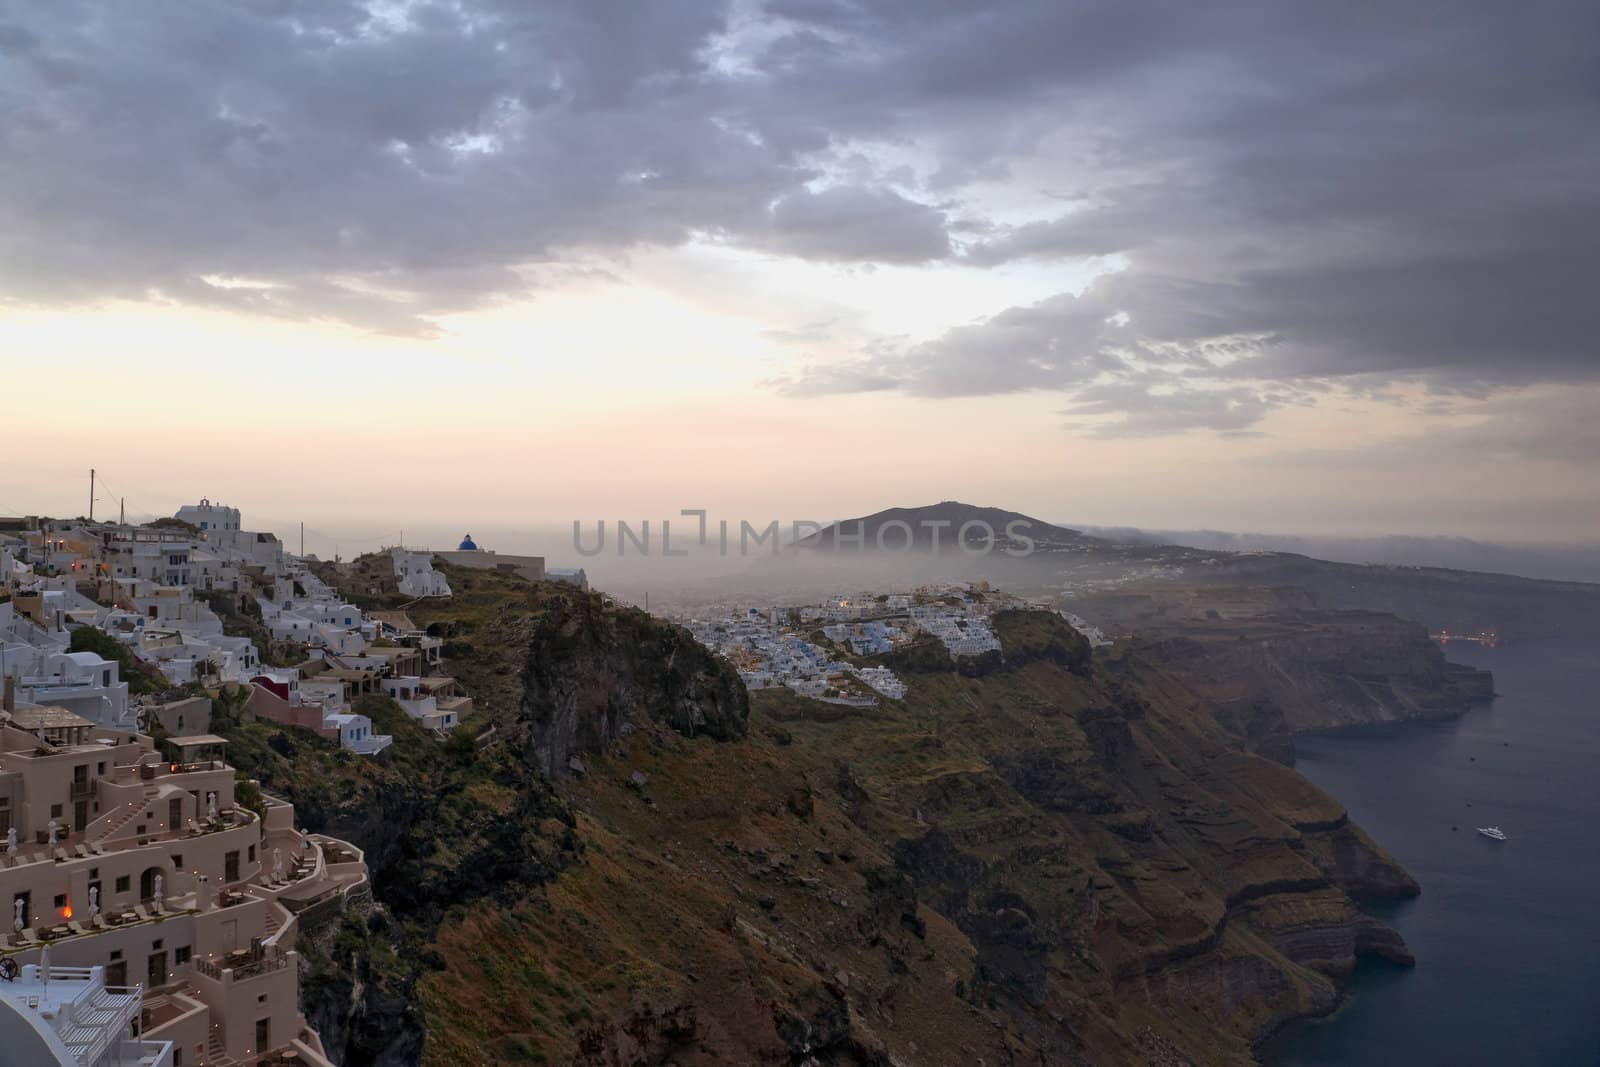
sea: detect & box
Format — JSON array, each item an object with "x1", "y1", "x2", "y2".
[{"x1": 1266, "y1": 640, "x2": 1600, "y2": 1067}]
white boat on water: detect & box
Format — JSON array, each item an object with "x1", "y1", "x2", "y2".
[{"x1": 1476, "y1": 826, "x2": 1507, "y2": 841}]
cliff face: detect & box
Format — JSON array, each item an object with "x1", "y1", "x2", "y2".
[
  {"x1": 1135, "y1": 613, "x2": 1494, "y2": 740},
  {"x1": 414, "y1": 609, "x2": 1420, "y2": 1067},
  {"x1": 519, "y1": 591, "x2": 749, "y2": 778},
  {"x1": 226, "y1": 566, "x2": 1434, "y2": 1066},
  {"x1": 217, "y1": 571, "x2": 752, "y2": 1067},
  {"x1": 1077, "y1": 588, "x2": 1493, "y2": 745}
]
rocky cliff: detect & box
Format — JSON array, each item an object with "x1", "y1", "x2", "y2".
[
  {"x1": 519, "y1": 591, "x2": 749, "y2": 778},
  {"x1": 226, "y1": 566, "x2": 1431, "y2": 1066},
  {"x1": 1076, "y1": 587, "x2": 1494, "y2": 750},
  {"x1": 411, "y1": 601, "x2": 1419, "y2": 1066}
]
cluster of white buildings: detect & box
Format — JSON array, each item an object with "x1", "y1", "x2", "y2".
[
  {"x1": 0, "y1": 506, "x2": 488, "y2": 757},
  {"x1": 679, "y1": 605, "x2": 910, "y2": 707},
  {"x1": 675, "y1": 580, "x2": 1116, "y2": 706}
]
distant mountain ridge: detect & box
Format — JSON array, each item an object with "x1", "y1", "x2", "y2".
[
  {"x1": 781, "y1": 500, "x2": 1600, "y2": 645},
  {"x1": 797, "y1": 500, "x2": 1104, "y2": 552}
]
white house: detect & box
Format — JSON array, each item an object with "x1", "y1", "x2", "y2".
[
  {"x1": 175, "y1": 498, "x2": 241, "y2": 534},
  {"x1": 328, "y1": 712, "x2": 392, "y2": 755},
  {"x1": 392, "y1": 549, "x2": 452, "y2": 597},
  {"x1": 8, "y1": 648, "x2": 133, "y2": 729}
]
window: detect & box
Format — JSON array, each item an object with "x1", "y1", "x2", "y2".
[
  {"x1": 248, "y1": 844, "x2": 256, "y2": 863},
  {"x1": 115, "y1": 875, "x2": 130, "y2": 892},
  {"x1": 50, "y1": 804, "x2": 62, "y2": 818},
  {"x1": 53, "y1": 894, "x2": 66, "y2": 908},
  {"x1": 152, "y1": 938, "x2": 163, "y2": 950},
  {"x1": 171, "y1": 854, "x2": 183, "y2": 869},
  {"x1": 110, "y1": 949, "x2": 122, "y2": 960},
  {"x1": 224, "y1": 851, "x2": 239, "y2": 882},
  {"x1": 175, "y1": 946, "x2": 191, "y2": 965},
  {"x1": 97, "y1": 762, "x2": 106, "y2": 775}
]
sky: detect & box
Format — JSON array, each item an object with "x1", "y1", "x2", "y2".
[{"x1": 2, "y1": 0, "x2": 1597, "y2": 556}]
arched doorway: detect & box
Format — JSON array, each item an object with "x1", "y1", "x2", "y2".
[{"x1": 138, "y1": 866, "x2": 163, "y2": 902}]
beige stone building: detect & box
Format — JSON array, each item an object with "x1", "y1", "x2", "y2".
[{"x1": 0, "y1": 703, "x2": 369, "y2": 1065}]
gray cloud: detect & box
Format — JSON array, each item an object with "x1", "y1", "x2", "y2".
[
  {"x1": 2, "y1": 0, "x2": 1597, "y2": 429},
  {"x1": 764, "y1": 185, "x2": 951, "y2": 262}
]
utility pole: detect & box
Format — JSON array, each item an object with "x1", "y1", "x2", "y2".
[
  {"x1": 120, "y1": 498, "x2": 125, "y2": 525},
  {"x1": 300, "y1": 522, "x2": 305, "y2": 557},
  {"x1": 89, "y1": 468, "x2": 95, "y2": 521}
]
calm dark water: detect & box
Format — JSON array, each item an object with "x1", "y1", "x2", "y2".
[{"x1": 1267, "y1": 640, "x2": 1600, "y2": 1067}]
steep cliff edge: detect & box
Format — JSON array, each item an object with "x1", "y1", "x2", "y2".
[
  {"x1": 1077, "y1": 587, "x2": 1494, "y2": 747},
  {"x1": 411, "y1": 604, "x2": 1418, "y2": 1066},
  {"x1": 225, "y1": 566, "x2": 1427, "y2": 1066},
  {"x1": 519, "y1": 589, "x2": 749, "y2": 777},
  {"x1": 216, "y1": 569, "x2": 751, "y2": 1066}
]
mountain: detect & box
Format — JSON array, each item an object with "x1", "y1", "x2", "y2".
[
  {"x1": 775, "y1": 501, "x2": 1600, "y2": 647},
  {"x1": 225, "y1": 563, "x2": 1477, "y2": 1065},
  {"x1": 795, "y1": 501, "x2": 1102, "y2": 553}
]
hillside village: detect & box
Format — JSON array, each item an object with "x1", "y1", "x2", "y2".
[
  {"x1": 677, "y1": 581, "x2": 1106, "y2": 706},
  {"x1": 0, "y1": 502, "x2": 590, "y2": 1065},
  {"x1": 1, "y1": 504, "x2": 587, "y2": 757}
]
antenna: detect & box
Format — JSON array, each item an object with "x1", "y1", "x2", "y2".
[
  {"x1": 120, "y1": 498, "x2": 125, "y2": 525},
  {"x1": 89, "y1": 469, "x2": 95, "y2": 521}
]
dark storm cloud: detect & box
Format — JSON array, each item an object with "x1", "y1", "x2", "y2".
[{"x1": 2, "y1": 1, "x2": 1597, "y2": 429}]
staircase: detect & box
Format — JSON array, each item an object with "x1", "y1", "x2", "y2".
[
  {"x1": 262, "y1": 903, "x2": 287, "y2": 942},
  {"x1": 206, "y1": 1022, "x2": 235, "y2": 1065},
  {"x1": 95, "y1": 786, "x2": 157, "y2": 842},
  {"x1": 60, "y1": 986, "x2": 140, "y2": 1065}
]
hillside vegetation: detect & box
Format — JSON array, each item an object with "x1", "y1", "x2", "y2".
[{"x1": 221, "y1": 562, "x2": 1421, "y2": 1065}]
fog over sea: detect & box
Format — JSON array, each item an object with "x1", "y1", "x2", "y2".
[{"x1": 1268, "y1": 640, "x2": 1600, "y2": 1066}]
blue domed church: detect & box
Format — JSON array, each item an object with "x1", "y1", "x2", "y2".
[{"x1": 458, "y1": 533, "x2": 478, "y2": 551}]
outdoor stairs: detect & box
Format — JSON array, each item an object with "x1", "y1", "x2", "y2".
[
  {"x1": 206, "y1": 1023, "x2": 236, "y2": 1065},
  {"x1": 60, "y1": 989, "x2": 133, "y2": 1061},
  {"x1": 97, "y1": 786, "x2": 158, "y2": 842}
]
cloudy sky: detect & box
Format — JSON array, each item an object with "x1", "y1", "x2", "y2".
[{"x1": 2, "y1": 0, "x2": 1596, "y2": 551}]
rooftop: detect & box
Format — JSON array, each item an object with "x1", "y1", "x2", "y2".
[{"x1": 4, "y1": 706, "x2": 94, "y2": 731}]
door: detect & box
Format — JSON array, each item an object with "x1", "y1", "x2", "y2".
[
  {"x1": 147, "y1": 950, "x2": 167, "y2": 989},
  {"x1": 74, "y1": 800, "x2": 88, "y2": 833},
  {"x1": 224, "y1": 850, "x2": 239, "y2": 883},
  {"x1": 168, "y1": 797, "x2": 183, "y2": 830},
  {"x1": 106, "y1": 960, "x2": 127, "y2": 988},
  {"x1": 255, "y1": 1018, "x2": 270, "y2": 1053}
]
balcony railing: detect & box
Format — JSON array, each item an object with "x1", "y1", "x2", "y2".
[{"x1": 193, "y1": 951, "x2": 289, "y2": 983}]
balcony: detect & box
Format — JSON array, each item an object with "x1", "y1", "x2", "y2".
[{"x1": 192, "y1": 945, "x2": 292, "y2": 985}]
